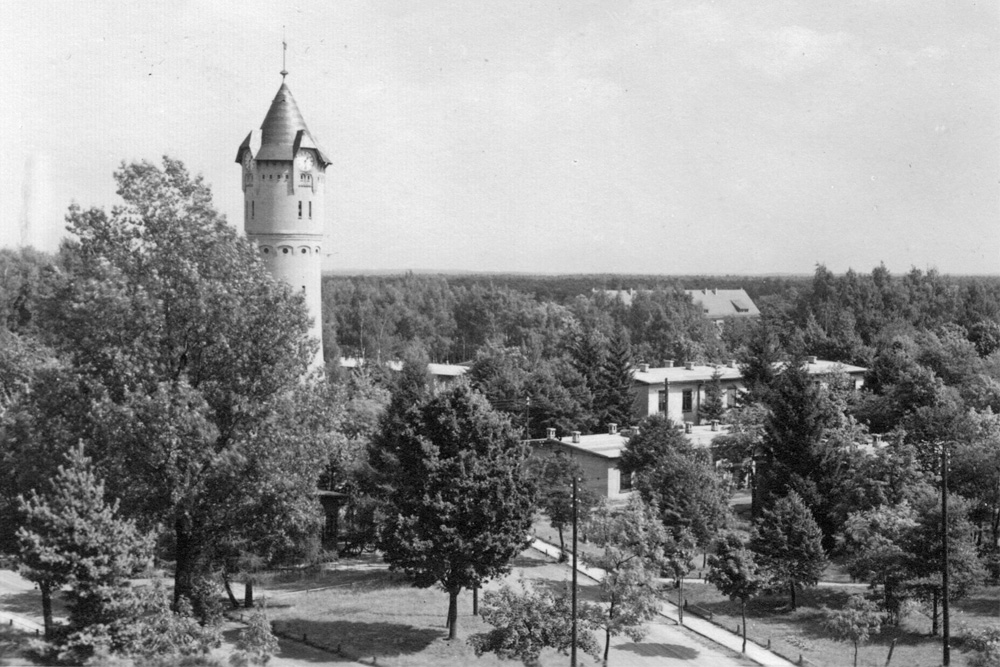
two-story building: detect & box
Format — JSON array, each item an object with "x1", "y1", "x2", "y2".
[{"x1": 632, "y1": 357, "x2": 867, "y2": 425}]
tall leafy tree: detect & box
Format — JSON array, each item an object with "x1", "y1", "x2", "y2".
[
  {"x1": 619, "y1": 415, "x2": 731, "y2": 547},
  {"x1": 750, "y1": 491, "x2": 827, "y2": 609},
  {"x1": 15, "y1": 158, "x2": 325, "y2": 605},
  {"x1": 707, "y1": 532, "x2": 766, "y2": 654},
  {"x1": 371, "y1": 383, "x2": 535, "y2": 639},
  {"x1": 583, "y1": 497, "x2": 667, "y2": 664}
]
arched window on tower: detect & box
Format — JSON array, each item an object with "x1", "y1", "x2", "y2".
[
  {"x1": 308, "y1": 201, "x2": 312, "y2": 219},
  {"x1": 298, "y1": 201, "x2": 303, "y2": 219}
]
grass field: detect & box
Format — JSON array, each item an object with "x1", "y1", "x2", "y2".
[
  {"x1": 263, "y1": 550, "x2": 585, "y2": 667},
  {"x1": 677, "y1": 581, "x2": 998, "y2": 667}
]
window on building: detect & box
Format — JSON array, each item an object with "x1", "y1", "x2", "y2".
[
  {"x1": 298, "y1": 201, "x2": 302, "y2": 218},
  {"x1": 682, "y1": 390, "x2": 692, "y2": 412},
  {"x1": 618, "y1": 468, "x2": 633, "y2": 492},
  {"x1": 727, "y1": 387, "x2": 737, "y2": 407},
  {"x1": 657, "y1": 390, "x2": 667, "y2": 414},
  {"x1": 251, "y1": 201, "x2": 254, "y2": 218},
  {"x1": 308, "y1": 201, "x2": 312, "y2": 218}
]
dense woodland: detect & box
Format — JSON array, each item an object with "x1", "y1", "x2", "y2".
[{"x1": 0, "y1": 160, "x2": 998, "y2": 664}]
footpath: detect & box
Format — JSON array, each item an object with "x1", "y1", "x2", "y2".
[{"x1": 530, "y1": 538, "x2": 797, "y2": 667}]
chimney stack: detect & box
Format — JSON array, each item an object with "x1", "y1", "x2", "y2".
[
  {"x1": 571, "y1": 431, "x2": 581, "y2": 444},
  {"x1": 684, "y1": 360, "x2": 695, "y2": 370},
  {"x1": 639, "y1": 363, "x2": 649, "y2": 372},
  {"x1": 807, "y1": 355, "x2": 818, "y2": 364},
  {"x1": 546, "y1": 427, "x2": 556, "y2": 440},
  {"x1": 664, "y1": 359, "x2": 674, "y2": 368},
  {"x1": 727, "y1": 359, "x2": 736, "y2": 368},
  {"x1": 608, "y1": 423, "x2": 618, "y2": 435}
]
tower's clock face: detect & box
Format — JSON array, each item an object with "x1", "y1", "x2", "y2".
[
  {"x1": 242, "y1": 151, "x2": 254, "y2": 172},
  {"x1": 295, "y1": 151, "x2": 315, "y2": 172}
]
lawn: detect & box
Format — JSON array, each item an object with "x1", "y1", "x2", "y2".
[
  {"x1": 263, "y1": 550, "x2": 589, "y2": 667},
  {"x1": 677, "y1": 581, "x2": 999, "y2": 667}
]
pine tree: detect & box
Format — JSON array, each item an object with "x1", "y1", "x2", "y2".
[
  {"x1": 596, "y1": 328, "x2": 634, "y2": 428},
  {"x1": 750, "y1": 491, "x2": 827, "y2": 609},
  {"x1": 17, "y1": 445, "x2": 153, "y2": 660},
  {"x1": 700, "y1": 367, "x2": 727, "y2": 422}
]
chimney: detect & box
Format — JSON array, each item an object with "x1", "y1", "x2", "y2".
[
  {"x1": 546, "y1": 427, "x2": 556, "y2": 440},
  {"x1": 684, "y1": 421, "x2": 693, "y2": 434},
  {"x1": 711, "y1": 419, "x2": 719, "y2": 432},
  {"x1": 727, "y1": 359, "x2": 736, "y2": 368},
  {"x1": 684, "y1": 360, "x2": 695, "y2": 370},
  {"x1": 873, "y1": 434, "x2": 884, "y2": 446},
  {"x1": 639, "y1": 363, "x2": 650, "y2": 372},
  {"x1": 571, "y1": 431, "x2": 581, "y2": 444},
  {"x1": 608, "y1": 423, "x2": 618, "y2": 435},
  {"x1": 664, "y1": 359, "x2": 674, "y2": 368},
  {"x1": 808, "y1": 355, "x2": 818, "y2": 364}
]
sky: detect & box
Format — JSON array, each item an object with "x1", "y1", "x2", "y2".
[{"x1": 1, "y1": 1, "x2": 997, "y2": 275}]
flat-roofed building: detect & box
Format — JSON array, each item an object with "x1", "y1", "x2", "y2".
[
  {"x1": 528, "y1": 425, "x2": 633, "y2": 502},
  {"x1": 632, "y1": 357, "x2": 867, "y2": 425}
]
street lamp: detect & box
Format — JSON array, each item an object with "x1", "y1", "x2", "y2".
[{"x1": 570, "y1": 473, "x2": 578, "y2": 667}]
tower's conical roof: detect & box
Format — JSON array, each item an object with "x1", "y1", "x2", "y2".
[{"x1": 237, "y1": 82, "x2": 330, "y2": 165}]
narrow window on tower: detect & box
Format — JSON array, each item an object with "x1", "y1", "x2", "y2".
[
  {"x1": 298, "y1": 201, "x2": 303, "y2": 219},
  {"x1": 251, "y1": 201, "x2": 255, "y2": 219},
  {"x1": 308, "y1": 201, "x2": 312, "y2": 219}
]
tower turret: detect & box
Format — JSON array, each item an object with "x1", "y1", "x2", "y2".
[{"x1": 236, "y1": 79, "x2": 329, "y2": 369}]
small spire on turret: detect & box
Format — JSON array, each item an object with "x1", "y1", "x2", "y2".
[{"x1": 280, "y1": 28, "x2": 288, "y2": 80}]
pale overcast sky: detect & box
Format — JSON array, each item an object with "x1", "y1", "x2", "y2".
[{"x1": 1, "y1": 1, "x2": 997, "y2": 275}]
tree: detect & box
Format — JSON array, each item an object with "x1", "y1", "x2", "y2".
[
  {"x1": 595, "y1": 328, "x2": 634, "y2": 428},
  {"x1": 468, "y1": 581, "x2": 601, "y2": 667},
  {"x1": 750, "y1": 491, "x2": 827, "y2": 609},
  {"x1": 661, "y1": 527, "x2": 697, "y2": 625},
  {"x1": 707, "y1": 532, "x2": 766, "y2": 654},
  {"x1": 700, "y1": 367, "x2": 727, "y2": 422},
  {"x1": 619, "y1": 415, "x2": 731, "y2": 548},
  {"x1": 583, "y1": 498, "x2": 666, "y2": 665},
  {"x1": 822, "y1": 595, "x2": 884, "y2": 667},
  {"x1": 535, "y1": 454, "x2": 598, "y2": 560},
  {"x1": 229, "y1": 608, "x2": 280, "y2": 667},
  {"x1": 19, "y1": 158, "x2": 325, "y2": 606},
  {"x1": 371, "y1": 383, "x2": 535, "y2": 639},
  {"x1": 839, "y1": 502, "x2": 919, "y2": 622},
  {"x1": 17, "y1": 445, "x2": 152, "y2": 660}
]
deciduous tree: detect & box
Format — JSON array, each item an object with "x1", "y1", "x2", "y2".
[
  {"x1": 707, "y1": 532, "x2": 766, "y2": 654},
  {"x1": 371, "y1": 383, "x2": 535, "y2": 639},
  {"x1": 750, "y1": 491, "x2": 827, "y2": 609},
  {"x1": 822, "y1": 595, "x2": 884, "y2": 667},
  {"x1": 468, "y1": 581, "x2": 600, "y2": 666}
]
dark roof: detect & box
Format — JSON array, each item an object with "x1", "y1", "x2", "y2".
[{"x1": 236, "y1": 82, "x2": 331, "y2": 166}]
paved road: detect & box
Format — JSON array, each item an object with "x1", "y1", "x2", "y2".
[
  {"x1": 529, "y1": 539, "x2": 796, "y2": 667},
  {"x1": 510, "y1": 545, "x2": 754, "y2": 667}
]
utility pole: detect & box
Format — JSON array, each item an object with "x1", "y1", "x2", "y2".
[
  {"x1": 942, "y1": 441, "x2": 950, "y2": 666},
  {"x1": 570, "y1": 474, "x2": 578, "y2": 667}
]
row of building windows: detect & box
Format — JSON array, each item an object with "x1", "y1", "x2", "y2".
[
  {"x1": 260, "y1": 245, "x2": 322, "y2": 255},
  {"x1": 245, "y1": 201, "x2": 312, "y2": 220},
  {"x1": 658, "y1": 387, "x2": 739, "y2": 414}
]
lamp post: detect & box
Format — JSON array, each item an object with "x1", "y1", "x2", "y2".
[
  {"x1": 570, "y1": 474, "x2": 578, "y2": 667},
  {"x1": 941, "y1": 441, "x2": 950, "y2": 666}
]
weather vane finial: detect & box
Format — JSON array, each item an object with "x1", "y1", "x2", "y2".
[{"x1": 280, "y1": 27, "x2": 288, "y2": 80}]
